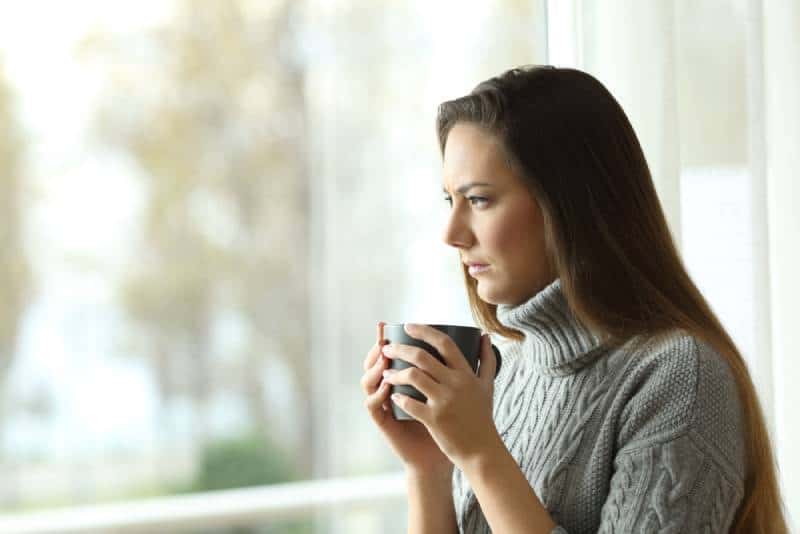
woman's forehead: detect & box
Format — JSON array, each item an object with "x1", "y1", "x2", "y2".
[{"x1": 443, "y1": 125, "x2": 512, "y2": 190}]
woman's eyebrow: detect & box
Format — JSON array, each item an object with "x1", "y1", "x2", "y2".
[{"x1": 442, "y1": 181, "x2": 493, "y2": 194}]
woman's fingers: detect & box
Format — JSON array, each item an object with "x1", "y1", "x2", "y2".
[
  {"x1": 364, "y1": 321, "x2": 392, "y2": 418},
  {"x1": 363, "y1": 321, "x2": 387, "y2": 371},
  {"x1": 360, "y1": 351, "x2": 389, "y2": 393},
  {"x1": 364, "y1": 377, "x2": 392, "y2": 415},
  {"x1": 383, "y1": 366, "x2": 439, "y2": 399},
  {"x1": 363, "y1": 342, "x2": 381, "y2": 371}
]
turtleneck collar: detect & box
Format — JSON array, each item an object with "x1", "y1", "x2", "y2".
[{"x1": 496, "y1": 278, "x2": 608, "y2": 376}]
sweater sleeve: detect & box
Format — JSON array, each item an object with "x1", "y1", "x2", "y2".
[
  {"x1": 594, "y1": 432, "x2": 744, "y2": 532},
  {"x1": 551, "y1": 335, "x2": 746, "y2": 534}
]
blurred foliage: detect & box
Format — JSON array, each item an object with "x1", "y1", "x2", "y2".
[
  {"x1": 189, "y1": 432, "x2": 292, "y2": 492},
  {"x1": 78, "y1": 0, "x2": 312, "y2": 475},
  {"x1": 0, "y1": 59, "x2": 32, "y2": 378},
  {"x1": 178, "y1": 431, "x2": 313, "y2": 534},
  {"x1": 189, "y1": 519, "x2": 312, "y2": 534},
  {"x1": 0, "y1": 55, "x2": 33, "y2": 463}
]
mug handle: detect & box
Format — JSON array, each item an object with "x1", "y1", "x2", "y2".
[{"x1": 490, "y1": 344, "x2": 502, "y2": 377}]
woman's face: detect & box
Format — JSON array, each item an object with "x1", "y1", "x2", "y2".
[{"x1": 441, "y1": 122, "x2": 554, "y2": 306}]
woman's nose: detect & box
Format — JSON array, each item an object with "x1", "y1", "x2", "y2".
[
  {"x1": 442, "y1": 214, "x2": 470, "y2": 247},
  {"x1": 442, "y1": 224, "x2": 468, "y2": 248}
]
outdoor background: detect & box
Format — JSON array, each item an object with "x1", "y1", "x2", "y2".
[{"x1": 0, "y1": 0, "x2": 797, "y2": 532}]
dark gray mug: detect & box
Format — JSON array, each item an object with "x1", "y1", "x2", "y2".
[{"x1": 382, "y1": 323, "x2": 502, "y2": 421}]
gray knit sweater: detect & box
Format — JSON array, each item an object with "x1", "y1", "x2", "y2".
[{"x1": 452, "y1": 278, "x2": 746, "y2": 533}]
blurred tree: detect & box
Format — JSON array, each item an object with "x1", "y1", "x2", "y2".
[
  {"x1": 79, "y1": 0, "x2": 311, "y2": 476},
  {"x1": 189, "y1": 433, "x2": 313, "y2": 534},
  {"x1": 0, "y1": 57, "x2": 33, "y2": 508},
  {"x1": 175, "y1": 432, "x2": 311, "y2": 533},
  {"x1": 188, "y1": 432, "x2": 293, "y2": 492},
  {"x1": 0, "y1": 57, "x2": 33, "y2": 450}
]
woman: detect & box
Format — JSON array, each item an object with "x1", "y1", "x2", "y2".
[{"x1": 360, "y1": 65, "x2": 788, "y2": 533}]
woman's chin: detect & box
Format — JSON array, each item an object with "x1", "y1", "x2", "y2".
[{"x1": 476, "y1": 281, "x2": 500, "y2": 304}]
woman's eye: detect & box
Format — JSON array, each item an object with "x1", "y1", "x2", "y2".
[{"x1": 443, "y1": 195, "x2": 489, "y2": 208}]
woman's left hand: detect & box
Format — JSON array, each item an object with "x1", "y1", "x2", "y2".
[{"x1": 381, "y1": 323, "x2": 501, "y2": 470}]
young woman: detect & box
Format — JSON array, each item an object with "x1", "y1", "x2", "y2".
[{"x1": 360, "y1": 65, "x2": 788, "y2": 533}]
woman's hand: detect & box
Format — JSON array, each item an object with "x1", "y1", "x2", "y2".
[
  {"x1": 379, "y1": 323, "x2": 500, "y2": 470},
  {"x1": 361, "y1": 322, "x2": 454, "y2": 479}
]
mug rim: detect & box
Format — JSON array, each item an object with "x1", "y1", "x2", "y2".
[{"x1": 382, "y1": 323, "x2": 480, "y2": 330}]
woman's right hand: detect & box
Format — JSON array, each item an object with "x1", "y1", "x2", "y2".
[{"x1": 361, "y1": 321, "x2": 454, "y2": 479}]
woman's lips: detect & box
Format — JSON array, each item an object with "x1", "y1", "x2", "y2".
[{"x1": 468, "y1": 264, "x2": 490, "y2": 276}]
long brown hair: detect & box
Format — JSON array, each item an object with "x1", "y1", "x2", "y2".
[{"x1": 436, "y1": 65, "x2": 788, "y2": 533}]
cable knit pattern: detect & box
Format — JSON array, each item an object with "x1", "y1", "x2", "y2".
[{"x1": 452, "y1": 278, "x2": 746, "y2": 533}]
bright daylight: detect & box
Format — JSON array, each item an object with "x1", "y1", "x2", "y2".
[{"x1": 0, "y1": 0, "x2": 797, "y2": 533}]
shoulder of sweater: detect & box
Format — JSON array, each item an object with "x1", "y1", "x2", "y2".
[{"x1": 613, "y1": 329, "x2": 746, "y2": 478}]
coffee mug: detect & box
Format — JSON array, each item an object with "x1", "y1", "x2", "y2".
[{"x1": 382, "y1": 323, "x2": 502, "y2": 421}]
